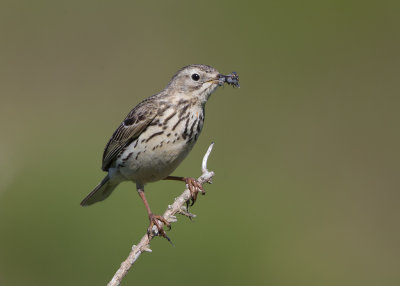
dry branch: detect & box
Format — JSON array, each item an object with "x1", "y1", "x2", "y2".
[{"x1": 107, "y1": 143, "x2": 215, "y2": 286}]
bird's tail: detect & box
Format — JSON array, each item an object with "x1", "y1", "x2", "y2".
[{"x1": 80, "y1": 175, "x2": 120, "y2": 206}]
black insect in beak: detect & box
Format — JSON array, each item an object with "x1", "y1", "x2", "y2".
[{"x1": 218, "y1": 72, "x2": 240, "y2": 88}]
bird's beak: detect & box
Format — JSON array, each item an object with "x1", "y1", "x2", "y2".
[{"x1": 206, "y1": 75, "x2": 223, "y2": 85}]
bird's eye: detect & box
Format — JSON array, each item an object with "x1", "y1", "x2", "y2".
[{"x1": 191, "y1": 73, "x2": 200, "y2": 81}]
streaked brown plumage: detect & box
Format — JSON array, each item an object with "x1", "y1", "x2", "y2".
[{"x1": 80, "y1": 64, "x2": 239, "y2": 240}]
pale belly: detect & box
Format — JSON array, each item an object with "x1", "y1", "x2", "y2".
[{"x1": 116, "y1": 125, "x2": 197, "y2": 185}]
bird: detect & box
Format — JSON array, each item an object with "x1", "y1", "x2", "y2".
[{"x1": 80, "y1": 64, "x2": 239, "y2": 239}]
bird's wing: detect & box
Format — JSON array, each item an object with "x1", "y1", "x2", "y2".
[{"x1": 101, "y1": 101, "x2": 158, "y2": 171}]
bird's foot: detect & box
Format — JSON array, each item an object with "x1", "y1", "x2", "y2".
[
  {"x1": 184, "y1": 177, "x2": 205, "y2": 207},
  {"x1": 147, "y1": 214, "x2": 172, "y2": 243}
]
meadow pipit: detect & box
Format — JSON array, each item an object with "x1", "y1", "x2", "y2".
[{"x1": 80, "y1": 64, "x2": 239, "y2": 239}]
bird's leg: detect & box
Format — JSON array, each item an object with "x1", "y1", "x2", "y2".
[
  {"x1": 137, "y1": 186, "x2": 171, "y2": 242},
  {"x1": 163, "y1": 176, "x2": 205, "y2": 206}
]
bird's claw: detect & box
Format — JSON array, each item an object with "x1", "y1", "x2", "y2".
[
  {"x1": 147, "y1": 214, "x2": 172, "y2": 243},
  {"x1": 184, "y1": 177, "x2": 205, "y2": 207}
]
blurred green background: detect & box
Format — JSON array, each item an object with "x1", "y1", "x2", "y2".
[{"x1": 1, "y1": 1, "x2": 399, "y2": 285}]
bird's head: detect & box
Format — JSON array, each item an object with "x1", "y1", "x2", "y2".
[{"x1": 165, "y1": 64, "x2": 239, "y2": 103}]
